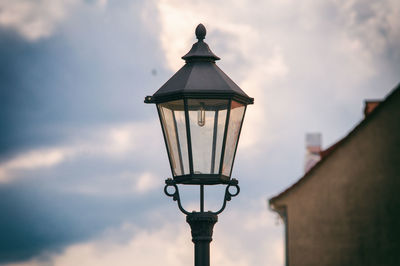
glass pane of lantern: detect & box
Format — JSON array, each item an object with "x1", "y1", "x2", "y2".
[
  {"x1": 222, "y1": 101, "x2": 246, "y2": 176},
  {"x1": 188, "y1": 99, "x2": 229, "y2": 175},
  {"x1": 158, "y1": 100, "x2": 189, "y2": 176}
]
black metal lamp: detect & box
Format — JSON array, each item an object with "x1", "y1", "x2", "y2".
[{"x1": 145, "y1": 24, "x2": 253, "y2": 266}]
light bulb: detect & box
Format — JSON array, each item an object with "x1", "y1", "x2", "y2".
[{"x1": 197, "y1": 107, "x2": 205, "y2": 127}]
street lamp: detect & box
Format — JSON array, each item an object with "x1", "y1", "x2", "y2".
[{"x1": 145, "y1": 24, "x2": 253, "y2": 266}]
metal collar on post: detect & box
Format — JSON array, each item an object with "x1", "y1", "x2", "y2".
[
  {"x1": 187, "y1": 212, "x2": 218, "y2": 242},
  {"x1": 187, "y1": 212, "x2": 218, "y2": 266}
]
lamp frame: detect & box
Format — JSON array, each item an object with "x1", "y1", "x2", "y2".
[{"x1": 153, "y1": 96, "x2": 247, "y2": 185}]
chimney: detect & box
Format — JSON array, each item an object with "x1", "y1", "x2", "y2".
[
  {"x1": 304, "y1": 133, "x2": 322, "y2": 173},
  {"x1": 364, "y1": 100, "x2": 380, "y2": 117}
]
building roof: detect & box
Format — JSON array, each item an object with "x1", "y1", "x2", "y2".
[{"x1": 269, "y1": 83, "x2": 400, "y2": 207}]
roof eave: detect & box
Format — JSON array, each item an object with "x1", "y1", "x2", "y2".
[{"x1": 145, "y1": 91, "x2": 254, "y2": 105}]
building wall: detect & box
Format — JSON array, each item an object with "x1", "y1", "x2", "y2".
[{"x1": 273, "y1": 89, "x2": 400, "y2": 266}]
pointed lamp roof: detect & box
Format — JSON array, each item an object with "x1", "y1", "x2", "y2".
[{"x1": 145, "y1": 24, "x2": 254, "y2": 105}]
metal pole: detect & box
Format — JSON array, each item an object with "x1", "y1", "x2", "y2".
[
  {"x1": 186, "y1": 212, "x2": 218, "y2": 266},
  {"x1": 200, "y1": 185, "x2": 204, "y2": 212}
]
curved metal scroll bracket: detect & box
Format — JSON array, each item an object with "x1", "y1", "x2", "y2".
[
  {"x1": 164, "y1": 178, "x2": 190, "y2": 215},
  {"x1": 163, "y1": 178, "x2": 240, "y2": 215},
  {"x1": 212, "y1": 178, "x2": 240, "y2": 215}
]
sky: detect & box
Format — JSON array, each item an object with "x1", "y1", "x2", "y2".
[{"x1": 0, "y1": 0, "x2": 399, "y2": 265}]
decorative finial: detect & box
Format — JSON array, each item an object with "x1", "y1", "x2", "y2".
[
  {"x1": 181, "y1": 23, "x2": 220, "y2": 61},
  {"x1": 195, "y1": 24, "x2": 206, "y2": 41}
]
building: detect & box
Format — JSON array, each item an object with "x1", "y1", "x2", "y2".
[{"x1": 269, "y1": 84, "x2": 400, "y2": 266}]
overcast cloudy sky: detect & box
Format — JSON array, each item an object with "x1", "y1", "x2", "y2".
[{"x1": 0, "y1": 0, "x2": 399, "y2": 265}]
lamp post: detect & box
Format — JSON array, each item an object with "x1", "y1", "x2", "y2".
[{"x1": 145, "y1": 24, "x2": 253, "y2": 266}]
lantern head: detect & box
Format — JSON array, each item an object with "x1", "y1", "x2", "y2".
[{"x1": 145, "y1": 24, "x2": 253, "y2": 185}]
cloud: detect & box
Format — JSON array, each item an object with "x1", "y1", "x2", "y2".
[
  {"x1": 4, "y1": 223, "x2": 191, "y2": 266},
  {"x1": 0, "y1": 122, "x2": 162, "y2": 183},
  {"x1": 211, "y1": 197, "x2": 285, "y2": 266},
  {"x1": 339, "y1": 0, "x2": 400, "y2": 57},
  {"x1": 2, "y1": 221, "x2": 191, "y2": 266},
  {"x1": 155, "y1": 0, "x2": 399, "y2": 157},
  {"x1": 0, "y1": 149, "x2": 65, "y2": 174},
  {"x1": 0, "y1": 0, "x2": 167, "y2": 155},
  {"x1": 135, "y1": 172, "x2": 159, "y2": 194},
  {"x1": 0, "y1": 0, "x2": 173, "y2": 263},
  {"x1": 0, "y1": 0, "x2": 79, "y2": 41},
  {"x1": 66, "y1": 170, "x2": 162, "y2": 197},
  {"x1": 4, "y1": 201, "x2": 284, "y2": 266},
  {"x1": 0, "y1": 0, "x2": 112, "y2": 41}
]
